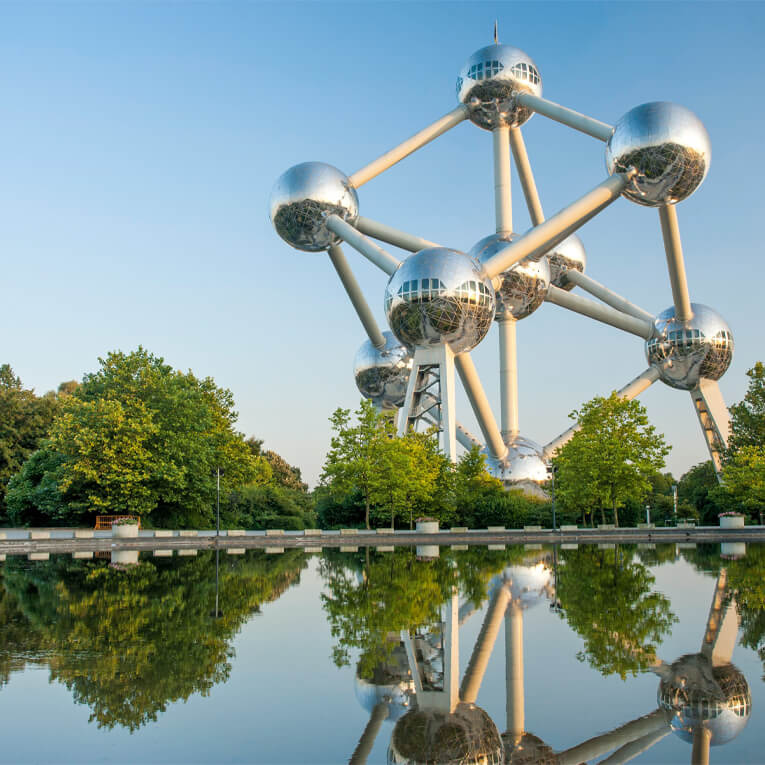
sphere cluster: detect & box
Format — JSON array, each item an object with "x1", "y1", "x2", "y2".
[
  {"x1": 384, "y1": 248, "x2": 496, "y2": 354},
  {"x1": 457, "y1": 44, "x2": 542, "y2": 130},
  {"x1": 353, "y1": 332, "x2": 413, "y2": 410},
  {"x1": 606, "y1": 102, "x2": 711, "y2": 207},
  {"x1": 269, "y1": 162, "x2": 358, "y2": 251},
  {"x1": 646, "y1": 304, "x2": 734, "y2": 391},
  {"x1": 470, "y1": 234, "x2": 550, "y2": 320}
]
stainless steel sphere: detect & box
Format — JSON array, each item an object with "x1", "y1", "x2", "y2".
[
  {"x1": 355, "y1": 645, "x2": 414, "y2": 723},
  {"x1": 457, "y1": 44, "x2": 542, "y2": 130},
  {"x1": 483, "y1": 435, "x2": 549, "y2": 496},
  {"x1": 491, "y1": 562, "x2": 552, "y2": 610},
  {"x1": 546, "y1": 234, "x2": 586, "y2": 291},
  {"x1": 388, "y1": 703, "x2": 503, "y2": 765},
  {"x1": 606, "y1": 102, "x2": 711, "y2": 206},
  {"x1": 269, "y1": 162, "x2": 358, "y2": 251},
  {"x1": 384, "y1": 248, "x2": 496, "y2": 354},
  {"x1": 354, "y1": 332, "x2": 413, "y2": 410},
  {"x1": 659, "y1": 660, "x2": 751, "y2": 747},
  {"x1": 646, "y1": 304, "x2": 733, "y2": 391},
  {"x1": 470, "y1": 234, "x2": 549, "y2": 320}
]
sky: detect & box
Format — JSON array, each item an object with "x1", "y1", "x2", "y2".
[{"x1": 0, "y1": 1, "x2": 763, "y2": 486}]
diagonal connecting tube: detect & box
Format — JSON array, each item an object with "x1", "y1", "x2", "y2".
[
  {"x1": 561, "y1": 271, "x2": 655, "y2": 324},
  {"x1": 349, "y1": 104, "x2": 469, "y2": 188},
  {"x1": 454, "y1": 352, "x2": 508, "y2": 460},
  {"x1": 515, "y1": 92, "x2": 614, "y2": 141},
  {"x1": 482, "y1": 173, "x2": 634, "y2": 281},
  {"x1": 658, "y1": 204, "x2": 693, "y2": 321},
  {"x1": 325, "y1": 215, "x2": 401, "y2": 275},
  {"x1": 545, "y1": 285, "x2": 656, "y2": 339},
  {"x1": 509, "y1": 127, "x2": 545, "y2": 226},
  {"x1": 355, "y1": 216, "x2": 441, "y2": 253},
  {"x1": 327, "y1": 245, "x2": 386, "y2": 349},
  {"x1": 542, "y1": 366, "x2": 660, "y2": 459}
]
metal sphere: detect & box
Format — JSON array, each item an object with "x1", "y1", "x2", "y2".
[
  {"x1": 606, "y1": 102, "x2": 711, "y2": 206},
  {"x1": 646, "y1": 304, "x2": 734, "y2": 391},
  {"x1": 457, "y1": 44, "x2": 542, "y2": 130},
  {"x1": 354, "y1": 332, "x2": 413, "y2": 410},
  {"x1": 484, "y1": 435, "x2": 549, "y2": 495},
  {"x1": 355, "y1": 645, "x2": 414, "y2": 722},
  {"x1": 545, "y1": 234, "x2": 586, "y2": 291},
  {"x1": 658, "y1": 660, "x2": 751, "y2": 747},
  {"x1": 269, "y1": 162, "x2": 358, "y2": 251},
  {"x1": 470, "y1": 234, "x2": 550, "y2": 320},
  {"x1": 384, "y1": 248, "x2": 496, "y2": 354},
  {"x1": 491, "y1": 562, "x2": 552, "y2": 610},
  {"x1": 388, "y1": 703, "x2": 503, "y2": 765}
]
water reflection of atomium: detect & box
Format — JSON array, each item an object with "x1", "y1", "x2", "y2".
[{"x1": 270, "y1": 28, "x2": 735, "y2": 487}]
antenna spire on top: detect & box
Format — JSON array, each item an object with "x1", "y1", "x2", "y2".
[{"x1": 493, "y1": 20, "x2": 498, "y2": 45}]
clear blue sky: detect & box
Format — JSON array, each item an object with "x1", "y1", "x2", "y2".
[{"x1": 1, "y1": 2, "x2": 763, "y2": 485}]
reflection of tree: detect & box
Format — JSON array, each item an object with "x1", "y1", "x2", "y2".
[
  {"x1": 0, "y1": 551, "x2": 306, "y2": 730},
  {"x1": 557, "y1": 546, "x2": 676, "y2": 679},
  {"x1": 320, "y1": 547, "x2": 519, "y2": 679}
]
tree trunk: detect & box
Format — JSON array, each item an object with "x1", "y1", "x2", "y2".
[
  {"x1": 600, "y1": 507, "x2": 606, "y2": 525},
  {"x1": 612, "y1": 495, "x2": 619, "y2": 527},
  {"x1": 365, "y1": 496, "x2": 370, "y2": 530}
]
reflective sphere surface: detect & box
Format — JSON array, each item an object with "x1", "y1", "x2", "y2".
[
  {"x1": 457, "y1": 44, "x2": 542, "y2": 130},
  {"x1": 269, "y1": 162, "x2": 358, "y2": 251},
  {"x1": 484, "y1": 435, "x2": 549, "y2": 494},
  {"x1": 502, "y1": 731, "x2": 557, "y2": 765},
  {"x1": 492, "y1": 562, "x2": 552, "y2": 609},
  {"x1": 355, "y1": 645, "x2": 414, "y2": 722},
  {"x1": 470, "y1": 234, "x2": 550, "y2": 320},
  {"x1": 385, "y1": 248, "x2": 496, "y2": 354},
  {"x1": 606, "y1": 102, "x2": 711, "y2": 206},
  {"x1": 388, "y1": 703, "x2": 503, "y2": 765},
  {"x1": 354, "y1": 332, "x2": 413, "y2": 410},
  {"x1": 646, "y1": 304, "x2": 733, "y2": 390},
  {"x1": 659, "y1": 660, "x2": 751, "y2": 747},
  {"x1": 545, "y1": 234, "x2": 586, "y2": 291}
]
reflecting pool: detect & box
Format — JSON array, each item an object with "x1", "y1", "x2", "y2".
[{"x1": 0, "y1": 543, "x2": 763, "y2": 763}]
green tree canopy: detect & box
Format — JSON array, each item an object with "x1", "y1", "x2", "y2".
[
  {"x1": 554, "y1": 393, "x2": 670, "y2": 527},
  {"x1": 6, "y1": 348, "x2": 269, "y2": 527},
  {"x1": 728, "y1": 362, "x2": 765, "y2": 453}
]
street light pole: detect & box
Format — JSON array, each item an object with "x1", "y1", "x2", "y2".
[
  {"x1": 216, "y1": 467, "x2": 221, "y2": 537},
  {"x1": 550, "y1": 463, "x2": 557, "y2": 532}
]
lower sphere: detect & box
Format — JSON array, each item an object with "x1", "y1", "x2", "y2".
[
  {"x1": 646, "y1": 304, "x2": 733, "y2": 391},
  {"x1": 353, "y1": 332, "x2": 413, "y2": 410},
  {"x1": 546, "y1": 234, "x2": 586, "y2": 291},
  {"x1": 483, "y1": 434, "x2": 549, "y2": 496}
]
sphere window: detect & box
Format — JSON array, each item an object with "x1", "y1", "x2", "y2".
[{"x1": 510, "y1": 61, "x2": 540, "y2": 85}]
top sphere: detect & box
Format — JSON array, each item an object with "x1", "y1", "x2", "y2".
[
  {"x1": 606, "y1": 102, "x2": 711, "y2": 206},
  {"x1": 384, "y1": 248, "x2": 496, "y2": 354},
  {"x1": 646, "y1": 303, "x2": 733, "y2": 390},
  {"x1": 269, "y1": 162, "x2": 358, "y2": 252},
  {"x1": 457, "y1": 44, "x2": 542, "y2": 130},
  {"x1": 546, "y1": 234, "x2": 587, "y2": 291}
]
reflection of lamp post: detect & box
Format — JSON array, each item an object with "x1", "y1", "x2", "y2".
[
  {"x1": 550, "y1": 544, "x2": 562, "y2": 613},
  {"x1": 210, "y1": 548, "x2": 223, "y2": 620}
]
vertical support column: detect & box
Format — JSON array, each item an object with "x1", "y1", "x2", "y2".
[
  {"x1": 349, "y1": 703, "x2": 390, "y2": 765},
  {"x1": 658, "y1": 204, "x2": 693, "y2": 322},
  {"x1": 505, "y1": 600, "x2": 525, "y2": 744},
  {"x1": 443, "y1": 590, "x2": 460, "y2": 714},
  {"x1": 690, "y1": 379, "x2": 732, "y2": 478},
  {"x1": 498, "y1": 317, "x2": 519, "y2": 439},
  {"x1": 460, "y1": 585, "x2": 511, "y2": 704},
  {"x1": 691, "y1": 728, "x2": 712, "y2": 765},
  {"x1": 493, "y1": 126, "x2": 512, "y2": 235}
]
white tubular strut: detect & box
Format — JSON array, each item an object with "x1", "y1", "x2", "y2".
[
  {"x1": 325, "y1": 215, "x2": 402, "y2": 275},
  {"x1": 454, "y1": 352, "x2": 508, "y2": 460},
  {"x1": 482, "y1": 173, "x2": 633, "y2": 280},
  {"x1": 561, "y1": 270, "x2": 655, "y2": 324},
  {"x1": 498, "y1": 317, "x2": 519, "y2": 438},
  {"x1": 508, "y1": 127, "x2": 544, "y2": 226},
  {"x1": 690, "y1": 378, "x2": 732, "y2": 478},
  {"x1": 542, "y1": 366, "x2": 660, "y2": 459},
  {"x1": 493, "y1": 126, "x2": 512, "y2": 234},
  {"x1": 349, "y1": 105, "x2": 469, "y2": 188},
  {"x1": 515, "y1": 92, "x2": 614, "y2": 141},
  {"x1": 354, "y1": 215, "x2": 441, "y2": 253},
  {"x1": 546, "y1": 285, "x2": 656, "y2": 339},
  {"x1": 658, "y1": 204, "x2": 693, "y2": 322},
  {"x1": 327, "y1": 245, "x2": 386, "y2": 349}
]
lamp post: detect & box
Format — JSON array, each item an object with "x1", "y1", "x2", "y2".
[
  {"x1": 549, "y1": 463, "x2": 558, "y2": 532},
  {"x1": 215, "y1": 467, "x2": 224, "y2": 537}
]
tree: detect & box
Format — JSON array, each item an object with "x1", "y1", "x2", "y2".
[
  {"x1": 678, "y1": 461, "x2": 731, "y2": 524},
  {"x1": 718, "y1": 446, "x2": 765, "y2": 519},
  {"x1": 320, "y1": 400, "x2": 393, "y2": 529},
  {"x1": 6, "y1": 348, "x2": 268, "y2": 527},
  {"x1": 0, "y1": 365, "x2": 58, "y2": 512},
  {"x1": 728, "y1": 362, "x2": 765, "y2": 453},
  {"x1": 554, "y1": 393, "x2": 670, "y2": 527},
  {"x1": 245, "y1": 437, "x2": 308, "y2": 492}
]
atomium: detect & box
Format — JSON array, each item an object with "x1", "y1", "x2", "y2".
[
  {"x1": 457, "y1": 44, "x2": 542, "y2": 130},
  {"x1": 270, "y1": 162, "x2": 358, "y2": 251},
  {"x1": 646, "y1": 304, "x2": 734, "y2": 391},
  {"x1": 469, "y1": 234, "x2": 550, "y2": 320},
  {"x1": 384, "y1": 248, "x2": 496, "y2": 354},
  {"x1": 354, "y1": 332, "x2": 413, "y2": 410},
  {"x1": 270, "y1": 30, "x2": 735, "y2": 490},
  {"x1": 606, "y1": 102, "x2": 711, "y2": 207}
]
